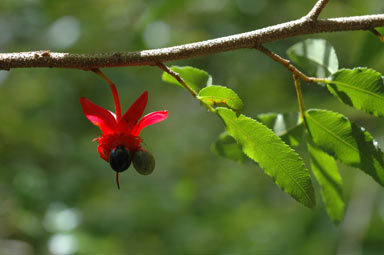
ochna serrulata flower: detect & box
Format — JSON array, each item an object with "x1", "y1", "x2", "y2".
[{"x1": 80, "y1": 70, "x2": 168, "y2": 189}]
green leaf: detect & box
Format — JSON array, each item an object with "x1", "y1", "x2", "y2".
[
  {"x1": 325, "y1": 68, "x2": 384, "y2": 117},
  {"x1": 217, "y1": 107, "x2": 315, "y2": 208},
  {"x1": 211, "y1": 132, "x2": 247, "y2": 163},
  {"x1": 257, "y1": 112, "x2": 303, "y2": 147},
  {"x1": 161, "y1": 66, "x2": 212, "y2": 92},
  {"x1": 287, "y1": 39, "x2": 339, "y2": 77},
  {"x1": 307, "y1": 136, "x2": 344, "y2": 224},
  {"x1": 305, "y1": 109, "x2": 384, "y2": 186},
  {"x1": 198, "y1": 85, "x2": 243, "y2": 112}
]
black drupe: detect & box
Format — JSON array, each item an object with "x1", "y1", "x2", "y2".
[{"x1": 109, "y1": 146, "x2": 131, "y2": 172}]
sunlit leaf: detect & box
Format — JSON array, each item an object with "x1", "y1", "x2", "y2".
[
  {"x1": 257, "y1": 112, "x2": 303, "y2": 147},
  {"x1": 307, "y1": 136, "x2": 344, "y2": 224},
  {"x1": 161, "y1": 66, "x2": 212, "y2": 92},
  {"x1": 211, "y1": 131, "x2": 247, "y2": 162},
  {"x1": 305, "y1": 109, "x2": 384, "y2": 186},
  {"x1": 198, "y1": 85, "x2": 243, "y2": 112},
  {"x1": 325, "y1": 68, "x2": 384, "y2": 117},
  {"x1": 217, "y1": 107, "x2": 315, "y2": 208},
  {"x1": 287, "y1": 39, "x2": 338, "y2": 77}
]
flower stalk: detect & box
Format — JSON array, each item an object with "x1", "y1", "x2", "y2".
[{"x1": 91, "y1": 69, "x2": 122, "y2": 121}]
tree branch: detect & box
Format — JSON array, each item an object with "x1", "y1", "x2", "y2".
[
  {"x1": 1, "y1": 14, "x2": 383, "y2": 70},
  {"x1": 306, "y1": 0, "x2": 329, "y2": 21}
]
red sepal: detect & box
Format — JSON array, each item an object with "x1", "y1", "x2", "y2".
[
  {"x1": 132, "y1": 111, "x2": 168, "y2": 136},
  {"x1": 119, "y1": 91, "x2": 148, "y2": 132},
  {"x1": 80, "y1": 97, "x2": 117, "y2": 135}
]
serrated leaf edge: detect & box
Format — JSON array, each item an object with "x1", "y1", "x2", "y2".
[{"x1": 219, "y1": 109, "x2": 314, "y2": 207}]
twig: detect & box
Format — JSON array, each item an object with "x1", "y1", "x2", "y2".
[
  {"x1": 156, "y1": 63, "x2": 215, "y2": 112},
  {"x1": 157, "y1": 63, "x2": 198, "y2": 97},
  {"x1": 370, "y1": 28, "x2": 384, "y2": 43},
  {"x1": 306, "y1": 0, "x2": 330, "y2": 21},
  {"x1": 1, "y1": 14, "x2": 384, "y2": 70},
  {"x1": 255, "y1": 45, "x2": 325, "y2": 84}
]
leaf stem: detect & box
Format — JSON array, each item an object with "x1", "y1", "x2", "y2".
[
  {"x1": 293, "y1": 74, "x2": 307, "y2": 126},
  {"x1": 157, "y1": 63, "x2": 216, "y2": 113},
  {"x1": 91, "y1": 69, "x2": 122, "y2": 121}
]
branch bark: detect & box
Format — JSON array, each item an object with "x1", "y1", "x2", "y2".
[{"x1": 1, "y1": 14, "x2": 384, "y2": 70}]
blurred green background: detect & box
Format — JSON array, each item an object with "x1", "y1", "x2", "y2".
[{"x1": 1, "y1": 0, "x2": 384, "y2": 254}]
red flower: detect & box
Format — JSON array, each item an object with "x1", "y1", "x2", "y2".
[{"x1": 80, "y1": 90, "x2": 168, "y2": 188}]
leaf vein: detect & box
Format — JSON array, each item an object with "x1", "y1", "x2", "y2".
[
  {"x1": 328, "y1": 80, "x2": 384, "y2": 101},
  {"x1": 306, "y1": 114, "x2": 357, "y2": 152}
]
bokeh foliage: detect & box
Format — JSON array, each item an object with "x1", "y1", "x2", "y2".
[{"x1": 1, "y1": 0, "x2": 384, "y2": 254}]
